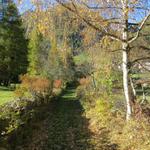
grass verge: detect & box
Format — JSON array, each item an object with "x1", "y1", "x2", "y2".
[{"x1": 0, "y1": 86, "x2": 14, "y2": 105}]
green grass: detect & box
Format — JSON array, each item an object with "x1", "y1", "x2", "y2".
[
  {"x1": 61, "y1": 88, "x2": 77, "y2": 100},
  {"x1": 132, "y1": 73, "x2": 150, "y2": 79},
  {"x1": 0, "y1": 86, "x2": 14, "y2": 105}
]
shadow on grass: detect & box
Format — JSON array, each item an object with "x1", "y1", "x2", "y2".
[
  {"x1": 46, "y1": 99, "x2": 90, "y2": 149},
  {"x1": 0, "y1": 86, "x2": 14, "y2": 91},
  {"x1": 44, "y1": 88, "x2": 118, "y2": 150},
  {"x1": 0, "y1": 87, "x2": 118, "y2": 150}
]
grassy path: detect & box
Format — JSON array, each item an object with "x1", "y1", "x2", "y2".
[
  {"x1": 46, "y1": 88, "x2": 91, "y2": 150},
  {"x1": 23, "y1": 87, "x2": 92, "y2": 150},
  {"x1": 13, "y1": 86, "x2": 118, "y2": 150}
]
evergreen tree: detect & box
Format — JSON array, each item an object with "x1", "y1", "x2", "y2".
[{"x1": 0, "y1": 2, "x2": 28, "y2": 85}]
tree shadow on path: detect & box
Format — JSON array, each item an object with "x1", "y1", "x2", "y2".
[
  {"x1": 45, "y1": 87, "x2": 91, "y2": 150},
  {"x1": 20, "y1": 87, "x2": 118, "y2": 150},
  {"x1": 44, "y1": 87, "x2": 118, "y2": 150}
]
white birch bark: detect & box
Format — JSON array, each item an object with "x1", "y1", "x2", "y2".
[
  {"x1": 130, "y1": 77, "x2": 136, "y2": 98},
  {"x1": 122, "y1": 0, "x2": 132, "y2": 120},
  {"x1": 122, "y1": 44, "x2": 132, "y2": 120}
]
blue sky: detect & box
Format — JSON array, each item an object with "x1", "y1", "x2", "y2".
[
  {"x1": 14, "y1": 0, "x2": 34, "y2": 13},
  {"x1": 14, "y1": 0, "x2": 150, "y2": 23}
]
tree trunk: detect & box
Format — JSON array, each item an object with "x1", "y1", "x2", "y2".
[
  {"x1": 122, "y1": 48, "x2": 132, "y2": 120},
  {"x1": 122, "y1": 0, "x2": 132, "y2": 120},
  {"x1": 130, "y1": 77, "x2": 137, "y2": 98},
  {"x1": 142, "y1": 85, "x2": 146, "y2": 103}
]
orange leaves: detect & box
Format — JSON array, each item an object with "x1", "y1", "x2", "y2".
[
  {"x1": 79, "y1": 77, "x2": 91, "y2": 86},
  {"x1": 15, "y1": 74, "x2": 64, "y2": 99},
  {"x1": 15, "y1": 74, "x2": 54, "y2": 100},
  {"x1": 54, "y1": 79, "x2": 62, "y2": 88},
  {"x1": 30, "y1": 78, "x2": 50, "y2": 92},
  {"x1": 20, "y1": 74, "x2": 51, "y2": 93}
]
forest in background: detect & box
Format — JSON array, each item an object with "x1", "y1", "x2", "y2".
[{"x1": 0, "y1": 0, "x2": 150, "y2": 149}]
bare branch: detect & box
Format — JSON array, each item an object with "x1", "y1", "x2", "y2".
[
  {"x1": 109, "y1": 49, "x2": 123, "y2": 52},
  {"x1": 129, "y1": 11, "x2": 150, "y2": 43},
  {"x1": 131, "y1": 57, "x2": 150, "y2": 64},
  {"x1": 81, "y1": 2, "x2": 122, "y2": 10},
  {"x1": 136, "y1": 62, "x2": 150, "y2": 72},
  {"x1": 130, "y1": 46, "x2": 150, "y2": 51},
  {"x1": 56, "y1": 0, "x2": 123, "y2": 42},
  {"x1": 133, "y1": 7, "x2": 150, "y2": 11}
]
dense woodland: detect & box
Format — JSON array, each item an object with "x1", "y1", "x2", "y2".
[{"x1": 0, "y1": 0, "x2": 150, "y2": 149}]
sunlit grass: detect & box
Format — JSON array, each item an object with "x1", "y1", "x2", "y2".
[
  {"x1": 0, "y1": 86, "x2": 14, "y2": 105},
  {"x1": 62, "y1": 88, "x2": 77, "y2": 100}
]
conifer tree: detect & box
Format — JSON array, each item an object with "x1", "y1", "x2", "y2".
[{"x1": 0, "y1": 2, "x2": 28, "y2": 85}]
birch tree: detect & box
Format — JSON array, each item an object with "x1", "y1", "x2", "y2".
[
  {"x1": 18, "y1": 0, "x2": 150, "y2": 120},
  {"x1": 54, "y1": 0, "x2": 150, "y2": 120}
]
